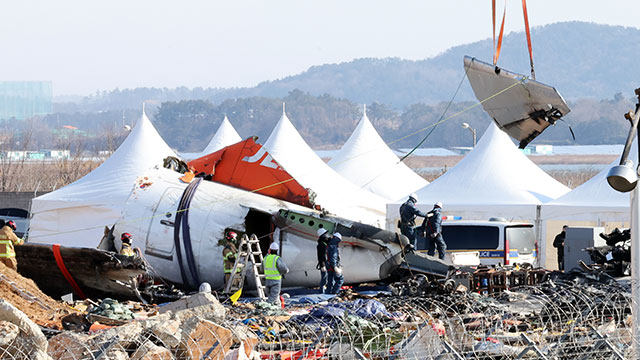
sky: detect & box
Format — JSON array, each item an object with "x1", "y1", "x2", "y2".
[{"x1": 1, "y1": 0, "x2": 636, "y2": 96}]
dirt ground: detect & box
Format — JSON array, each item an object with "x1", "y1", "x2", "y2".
[{"x1": 0, "y1": 261, "x2": 76, "y2": 329}]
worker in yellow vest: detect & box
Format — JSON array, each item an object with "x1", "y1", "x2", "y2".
[
  {"x1": 263, "y1": 242, "x2": 289, "y2": 305},
  {"x1": 0, "y1": 221, "x2": 23, "y2": 271}
]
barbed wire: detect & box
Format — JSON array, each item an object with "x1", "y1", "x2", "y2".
[{"x1": 0, "y1": 273, "x2": 635, "y2": 359}]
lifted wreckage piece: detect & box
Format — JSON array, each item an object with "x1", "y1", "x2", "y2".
[{"x1": 464, "y1": 56, "x2": 571, "y2": 148}]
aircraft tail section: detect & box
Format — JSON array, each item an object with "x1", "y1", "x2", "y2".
[{"x1": 188, "y1": 137, "x2": 313, "y2": 208}]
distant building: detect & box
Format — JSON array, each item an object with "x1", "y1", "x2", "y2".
[
  {"x1": 1, "y1": 149, "x2": 70, "y2": 161},
  {"x1": 0, "y1": 81, "x2": 52, "y2": 120}
]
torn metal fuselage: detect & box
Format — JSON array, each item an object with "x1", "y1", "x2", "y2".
[
  {"x1": 464, "y1": 56, "x2": 570, "y2": 148},
  {"x1": 275, "y1": 209, "x2": 451, "y2": 280},
  {"x1": 15, "y1": 243, "x2": 147, "y2": 299}
]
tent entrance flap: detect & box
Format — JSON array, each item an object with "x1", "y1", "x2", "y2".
[{"x1": 464, "y1": 56, "x2": 570, "y2": 148}]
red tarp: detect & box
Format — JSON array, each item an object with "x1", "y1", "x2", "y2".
[{"x1": 188, "y1": 137, "x2": 313, "y2": 208}]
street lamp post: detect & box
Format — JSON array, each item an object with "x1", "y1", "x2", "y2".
[
  {"x1": 461, "y1": 122, "x2": 477, "y2": 147},
  {"x1": 607, "y1": 88, "x2": 640, "y2": 357}
]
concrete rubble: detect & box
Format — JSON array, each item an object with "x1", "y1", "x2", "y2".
[{"x1": 0, "y1": 259, "x2": 637, "y2": 359}]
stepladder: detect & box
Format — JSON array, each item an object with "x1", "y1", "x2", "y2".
[{"x1": 224, "y1": 234, "x2": 266, "y2": 300}]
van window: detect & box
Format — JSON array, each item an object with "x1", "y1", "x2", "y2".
[
  {"x1": 505, "y1": 226, "x2": 535, "y2": 254},
  {"x1": 442, "y1": 226, "x2": 499, "y2": 250}
]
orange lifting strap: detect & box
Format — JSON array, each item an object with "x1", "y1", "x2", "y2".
[{"x1": 492, "y1": 0, "x2": 535, "y2": 79}]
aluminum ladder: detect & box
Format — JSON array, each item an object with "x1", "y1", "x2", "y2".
[{"x1": 224, "y1": 234, "x2": 266, "y2": 299}]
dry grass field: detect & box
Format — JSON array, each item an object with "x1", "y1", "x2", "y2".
[{"x1": 0, "y1": 154, "x2": 616, "y2": 192}]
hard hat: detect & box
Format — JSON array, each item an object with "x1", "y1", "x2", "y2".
[
  {"x1": 199, "y1": 282, "x2": 212, "y2": 293},
  {"x1": 226, "y1": 231, "x2": 237, "y2": 240},
  {"x1": 409, "y1": 193, "x2": 418, "y2": 202},
  {"x1": 269, "y1": 242, "x2": 279, "y2": 251},
  {"x1": 434, "y1": 201, "x2": 442, "y2": 208},
  {"x1": 121, "y1": 232, "x2": 133, "y2": 243},
  {"x1": 6, "y1": 220, "x2": 16, "y2": 231},
  {"x1": 334, "y1": 232, "x2": 342, "y2": 240},
  {"x1": 317, "y1": 228, "x2": 328, "y2": 237}
]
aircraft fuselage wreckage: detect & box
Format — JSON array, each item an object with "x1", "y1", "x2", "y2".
[
  {"x1": 109, "y1": 138, "x2": 448, "y2": 291},
  {"x1": 464, "y1": 56, "x2": 571, "y2": 148}
]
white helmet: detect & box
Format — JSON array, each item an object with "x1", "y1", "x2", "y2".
[
  {"x1": 199, "y1": 282, "x2": 212, "y2": 293},
  {"x1": 269, "y1": 242, "x2": 279, "y2": 251},
  {"x1": 317, "y1": 228, "x2": 328, "y2": 237},
  {"x1": 409, "y1": 193, "x2": 418, "y2": 202},
  {"x1": 334, "y1": 232, "x2": 342, "y2": 240},
  {"x1": 434, "y1": 201, "x2": 442, "y2": 208}
]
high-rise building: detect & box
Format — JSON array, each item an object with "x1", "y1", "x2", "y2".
[{"x1": 0, "y1": 81, "x2": 52, "y2": 120}]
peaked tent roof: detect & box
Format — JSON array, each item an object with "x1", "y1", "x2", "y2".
[
  {"x1": 328, "y1": 108, "x2": 428, "y2": 201},
  {"x1": 263, "y1": 108, "x2": 387, "y2": 226},
  {"x1": 387, "y1": 122, "x2": 570, "y2": 226},
  {"x1": 200, "y1": 116, "x2": 242, "y2": 156},
  {"x1": 542, "y1": 139, "x2": 637, "y2": 221},
  {"x1": 29, "y1": 110, "x2": 177, "y2": 247}
]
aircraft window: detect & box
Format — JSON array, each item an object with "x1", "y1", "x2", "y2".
[
  {"x1": 299, "y1": 218, "x2": 305, "y2": 224},
  {"x1": 308, "y1": 220, "x2": 315, "y2": 226},
  {"x1": 165, "y1": 212, "x2": 172, "y2": 218},
  {"x1": 318, "y1": 224, "x2": 324, "y2": 228},
  {"x1": 290, "y1": 215, "x2": 296, "y2": 220}
]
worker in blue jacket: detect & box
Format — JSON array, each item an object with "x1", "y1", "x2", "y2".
[
  {"x1": 425, "y1": 202, "x2": 446, "y2": 260},
  {"x1": 325, "y1": 232, "x2": 344, "y2": 294},
  {"x1": 399, "y1": 193, "x2": 427, "y2": 248}
]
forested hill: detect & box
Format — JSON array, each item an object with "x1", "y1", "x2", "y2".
[
  {"x1": 56, "y1": 21, "x2": 640, "y2": 112},
  {"x1": 228, "y1": 22, "x2": 640, "y2": 107}
]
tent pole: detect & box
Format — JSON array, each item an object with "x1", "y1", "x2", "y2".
[{"x1": 534, "y1": 205, "x2": 543, "y2": 268}]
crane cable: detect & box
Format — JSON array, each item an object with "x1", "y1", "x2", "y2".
[
  {"x1": 492, "y1": 0, "x2": 507, "y2": 66},
  {"x1": 492, "y1": 0, "x2": 535, "y2": 80}
]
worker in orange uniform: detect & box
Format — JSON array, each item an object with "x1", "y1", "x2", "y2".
[
  {"x1": 0, "y1": 221, "x2": 23, "y2": 271},
  {"x1": 120, "y1": 233, "x2": 136, "y2": 257}
]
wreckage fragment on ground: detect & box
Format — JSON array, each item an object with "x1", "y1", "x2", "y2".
[
  {"x1": 583, "y1": 227, "x2": 632, "y2": 277},
  {"x1": 464, "y1": 56, "x2": 571, "y2": 148}
]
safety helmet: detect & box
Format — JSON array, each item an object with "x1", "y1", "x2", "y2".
[
  {"x1": 121, "y1": 232, "x2": 133, "y2": 244},
  {"x1": 269, "y1": 242, "x2": 279, "y2": 251},
  {"x1": 434, "y1": 201, "x2": 443, "y2": 208},
  {"x1": 409, "y1": 193, "x2": 418, "y2": 202},
  {"x1": 6, "y1": 221, "x2": 16, "y2": 231},
  {"x1": 317, "y1": 228, "x2": 328, "y2": 237},
  {"x1": 334, "y1": 232, "x2": 342, "y2": 240},
  {"x1": 226, "y1": 231, "x2": 237, "y2": 241}
]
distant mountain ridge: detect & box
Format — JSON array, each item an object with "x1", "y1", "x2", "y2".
[
  {"x1": 57, "y1": 21, "x2": 640, "y2": 112},
  {"x1": 207, "y1": 21, "x2": 640, "y2": 107}
]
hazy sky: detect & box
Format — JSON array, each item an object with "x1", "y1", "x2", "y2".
[{"x1": 2, "y1": 1, "x2": 636, "y2": 96}]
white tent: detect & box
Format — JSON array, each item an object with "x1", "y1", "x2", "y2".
[
  {"x1": 328, "y1": 107, "x2": 428, "y2": 201},
  {"x1": 200, "y1": 116, "x2": 242, "y2": 156},
  {"x1": 263, "y1": 107, "x2": 388, "y2": 226},
  {"x1": 29, "y1": 110, "x2": 177, "y2": 247},
  {"x1": 539, "y1": 145, "x2": 634, "y2": 267},
  {"x1": 386, "y1": 122, "x2": 570, "y2": 230},
  {"x1": 179, "y1": 116, "x2": 242, "y2": 160}
]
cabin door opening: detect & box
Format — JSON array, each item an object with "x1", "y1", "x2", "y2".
[{"x1": 244, "y1": 209, "x2": 274, "y2": 256}]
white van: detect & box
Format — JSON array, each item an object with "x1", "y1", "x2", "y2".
[{"x1": 416, "y1": 218, "x2": 537, "y2": 266}]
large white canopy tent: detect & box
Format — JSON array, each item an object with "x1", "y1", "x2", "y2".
[
  {"x1": 386, "y1": 122, "x2": 570, "y2": 241},
  {"x1": 263, "y1": 107, "x2": 388, "y2": 227},
  {"x1": 179, "y1": 116, "x2": 242, "y2": 160},
  {"x1": 199, "y1": 116, "x2": 242, "y2": 156},
  {"x1": 29, "y1": 111, "x2": 177, "y2": 247},
  {"x1": 328, "y1": 107, "x2": 428, "y2": 202},
  {"x1": 539, "y1": 142, "x2": 635, "y2": 267}
]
